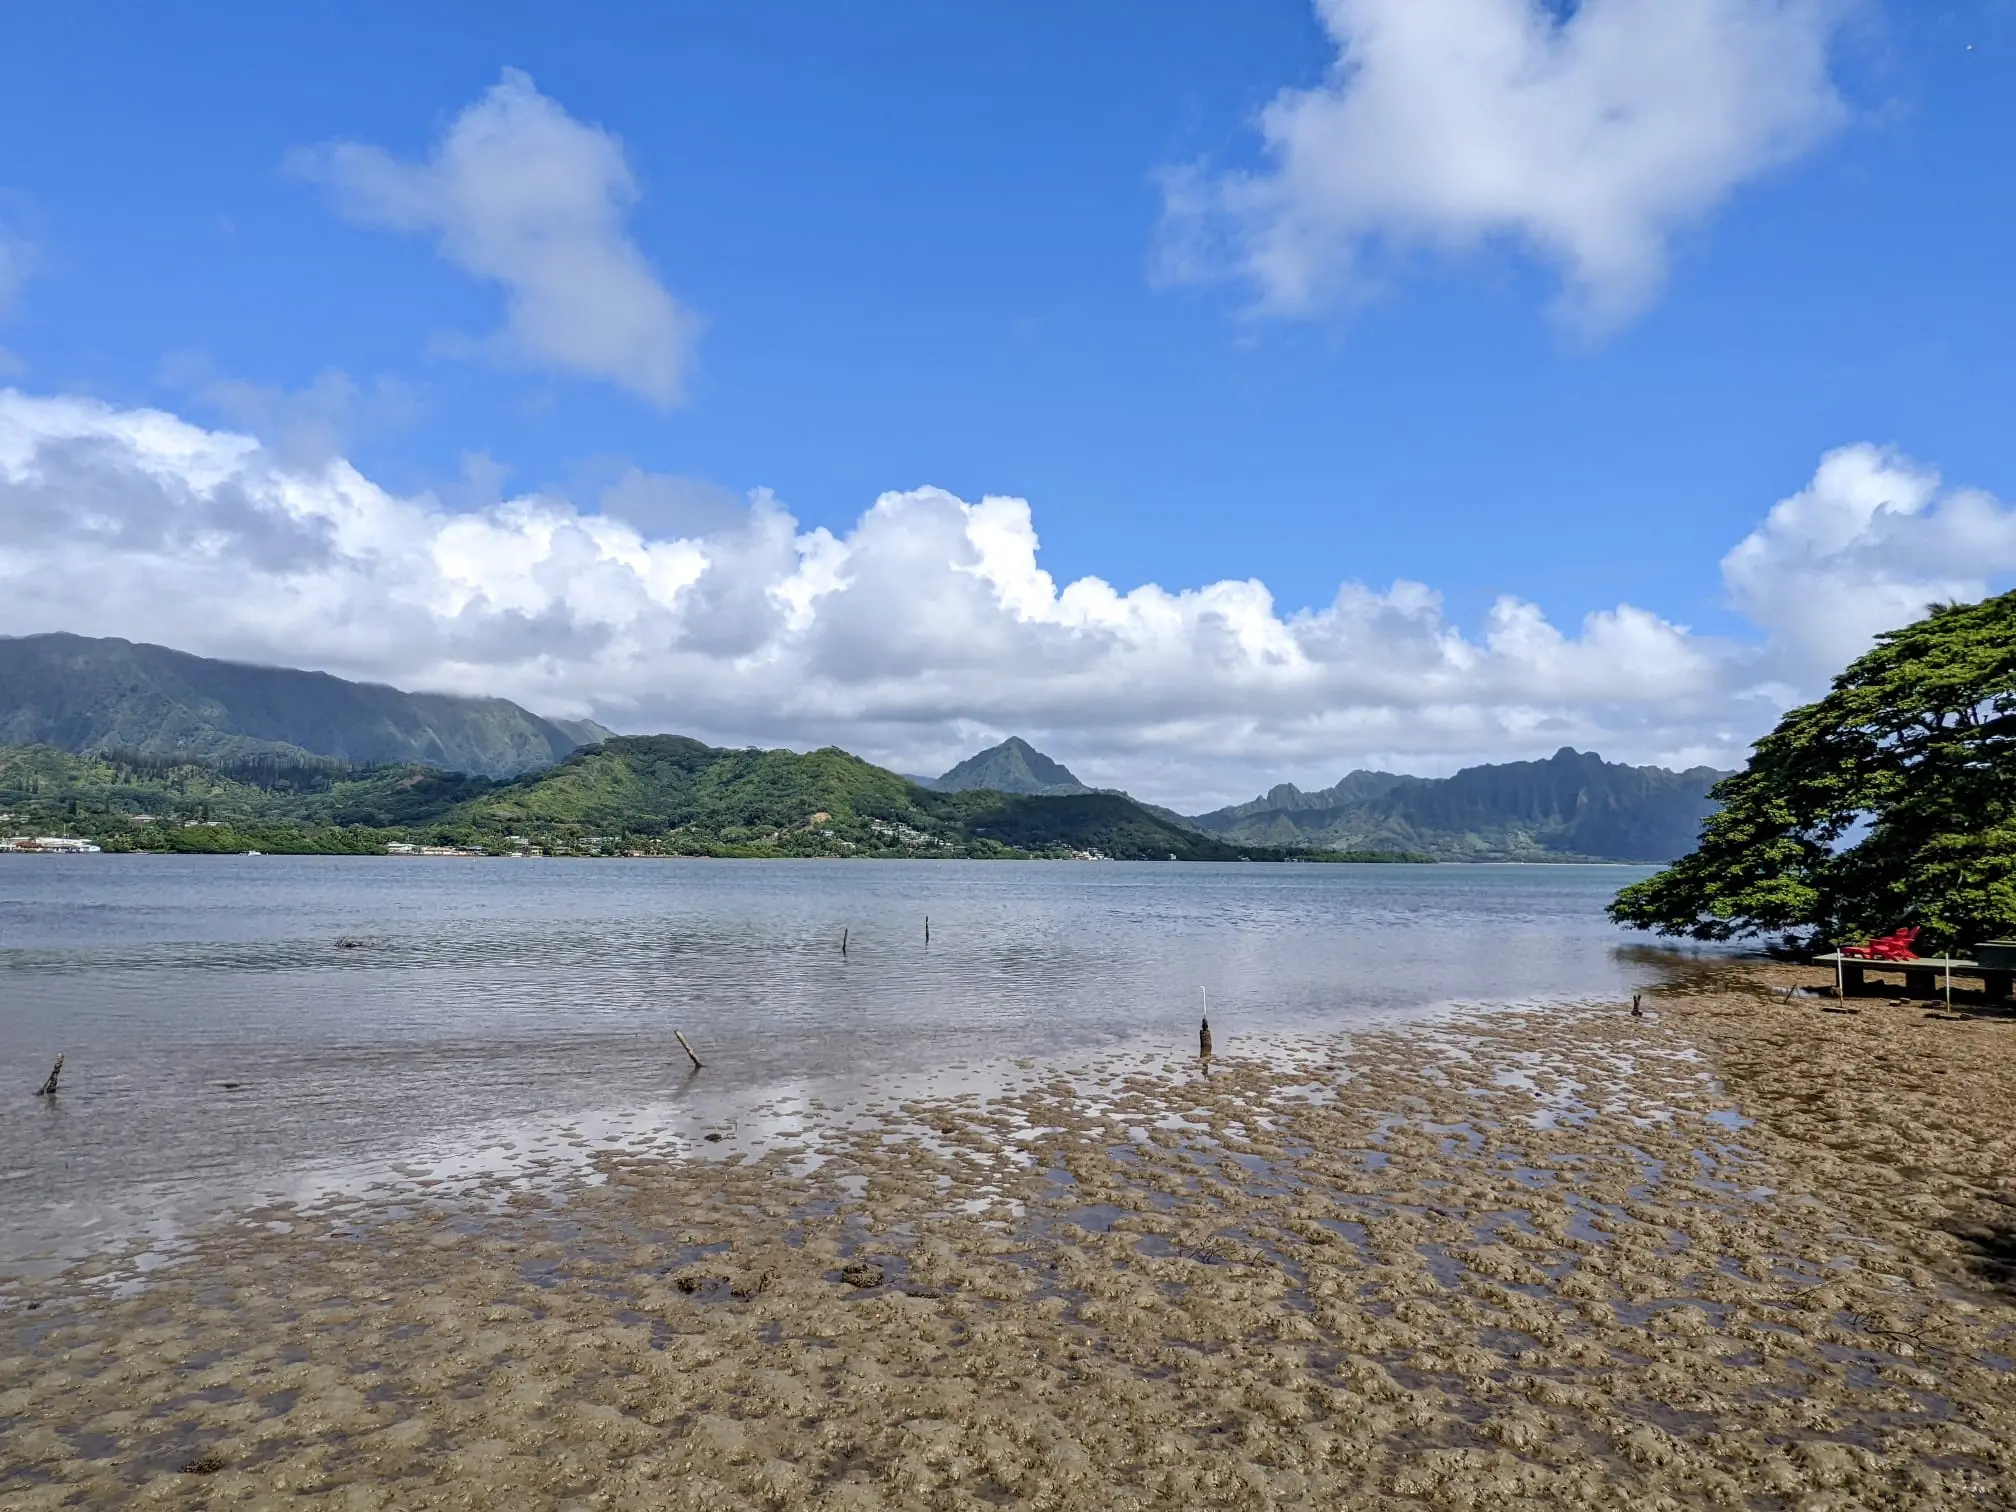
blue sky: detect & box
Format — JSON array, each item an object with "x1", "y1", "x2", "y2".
[{"x1": 1, "y1": 2, "x2": 2012, "y2": 803}]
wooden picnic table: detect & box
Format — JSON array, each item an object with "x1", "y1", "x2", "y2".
[{"x1": 1813, "y1": 953, "x2": 2013, "y2": 1001}]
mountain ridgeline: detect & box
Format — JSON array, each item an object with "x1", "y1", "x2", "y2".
[
  {"x1": 457, "y1": 736, "x2": 1268, "y2": 858},
  {"x1": 0, "y1": 633, "x2": 609, "y2": 778},
  {"x1": 0, "y1": 636, "x2": 1724, "y2": 861},
  {"x1": 0, "y1": 738, "x2": 1411, "y2": 862},
  {"x1": 1191, "y1": 747, "x2": 1730, "y2": 862}
]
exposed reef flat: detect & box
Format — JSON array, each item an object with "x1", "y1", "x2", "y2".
[{"x1": 5, "y1": 965, "x2": 2016, "y2": 1509}]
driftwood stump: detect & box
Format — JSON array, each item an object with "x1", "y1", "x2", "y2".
[
  {"x1": 1199, "y1": 1017, "x2": 1213, "y2": 1059},
  {"x1": 674, "y1": 1030, "x2": 704, "y2": 1071},
  {"x1": 35, "y1": 1054, "x2": 63, "y2": 1097}
]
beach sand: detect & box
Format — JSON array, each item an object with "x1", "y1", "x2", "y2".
[{"x1": 5, "y1": 963, "x2": 2016, "y2": 1509}]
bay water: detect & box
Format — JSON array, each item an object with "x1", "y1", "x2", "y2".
[{"x1": 0, "y1": 855, "x2": 1678, "y2": 1272}]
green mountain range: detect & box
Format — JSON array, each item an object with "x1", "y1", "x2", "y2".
[
  {"x1": 0, "y1": 739, "x2": 1419, "y2": 862},
  {"x1": 0, "y1": 632, "x2": 608, "y2": 778},
  {"x1": 1189, "y1": 747, "x2": 1729, "y2": 862},
  {"x1": 915, "y1": 736, "x2": 1093, "y2": 796},
  {"x1": 0, "y1": 636, "x2": 1724, "y2": 862}
]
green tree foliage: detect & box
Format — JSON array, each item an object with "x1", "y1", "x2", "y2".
[{"x1": 1610, "y1": 593, "x2": 2016, "y2": 952}]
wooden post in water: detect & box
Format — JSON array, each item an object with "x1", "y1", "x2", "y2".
[
  {"x1": 842, "y1": 927, "x2": 849, "y2": 958},
  {"x1": 34, "y1": 1054, "x2": 63, "y2": 1097},
  {"x1": 925, "y1": 915, "x2": 930, "y2": 945},
  {"x1": 1631, "y1": 994, "x2": 1642, "y2": 1018},
  {"x1": 1199, "y1": 986, "x2": 1213, "y2": 1062},
  {"x1": 674, "y1": 1031, "x2": 704, "y2": 1071}
]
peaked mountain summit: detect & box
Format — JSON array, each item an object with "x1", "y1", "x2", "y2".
[
  {"x1": 1191, "y1": 747, "x2": 1729, "y2": 863},
  {"x1": 921, "y1": 736, "x2": 1092, "y2": 797},
  {"x1": 0, "y1": 632, "x2": 610, "y2": 778}
]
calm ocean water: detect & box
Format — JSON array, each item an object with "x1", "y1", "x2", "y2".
[{"x1": 1, "y1": 856, "x2": 1679, "y2": 1270}]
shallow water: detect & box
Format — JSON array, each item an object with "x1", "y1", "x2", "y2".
[{"x1": 0, "y1": 855, "x2": 1670, "y2": 1267}]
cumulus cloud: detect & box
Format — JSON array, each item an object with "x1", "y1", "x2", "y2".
[
  {"x1": 1723, "y1": 443, "x2": 2016, "y2": 680},
  {"x1": 1161, "y1": 0, "x2": 1848, "y2": 331},
  {"x1": 292, "y1": 69, "x2": 695, "y2": 405},
  {"x1": 2, "y1": 389, "x2": 2007, "y2": 807}
]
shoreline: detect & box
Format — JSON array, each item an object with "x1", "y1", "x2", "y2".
[
  {"x1": 1, "y1": 852, "x2": 1664, "y2": 864},
  {"x1": 0, "y1": 997, "x2": 1476, "y2": 1287},
  {"x1": 7, "y1": 963, "x2": 2014, "y2": 1507}
]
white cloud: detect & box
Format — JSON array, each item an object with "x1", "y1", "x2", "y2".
[
  {"x1": 1162, "y1": 0, "x2": 1848, "y2": 331},
  {"x1": 293, "y1": 69, "x2": 694, "y2": 405},
  {"x1": 1723, "y1": 443, "x2": 2016, "y2": 679},
  {"x1": 2, "y1": 389, "x2": 2007, "y2": 807}
]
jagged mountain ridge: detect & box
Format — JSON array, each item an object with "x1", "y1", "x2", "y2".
[
  {"x1": 1191, "y1": 747, "x2": 1730, "y2": 862},
  {"x1": 0, "y1": 632, "x2": 610, "y2": 778},
  {"x1": 1207, "y1": 769, "x2": 1412, "y2": 821}
]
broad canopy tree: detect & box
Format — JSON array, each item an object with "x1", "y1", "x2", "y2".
[{"x1": 1610, "y1": 591, "x2": 2016, "y2": 953}]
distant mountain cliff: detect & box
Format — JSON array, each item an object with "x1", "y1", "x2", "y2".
[
  {"x1": 1191, "y1": 747, "x2": 1729, "y2": 862},
  {"x1": 0, "y1": 633, "x2": 610, "y2": 778},
  {"x1": 916, "y1": 736, "x2": 1093, "y2": 797}
]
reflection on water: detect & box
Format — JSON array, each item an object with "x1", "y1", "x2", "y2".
[{"x1": 0, "y1": 855, "x2": 1679, "y2": 1268}]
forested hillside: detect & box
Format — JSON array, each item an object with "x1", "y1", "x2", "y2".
[
  {"x1": 0, "y1": 738, "x2": 1424, "y2": 862},
  {"x1": 0, "y1": 633, "x2": 606, "y2": 777},
  {"x1": 1192, "y1": 747, "x2": 1728, "y2": 862}
]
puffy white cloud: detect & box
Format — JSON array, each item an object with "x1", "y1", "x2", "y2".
[
  {"x1": 292, "y1": 69, "x2": 695, "y2": 405},
  {"x1": 1723, "y1": 443, "x2": 2016, "y2": 680},
  {"x1": 1162, "y1": 0, "x2": 1847, "y2": 331},
  {"x1": 2, "y1": 389, "x2": 2007, "y2": 807}
]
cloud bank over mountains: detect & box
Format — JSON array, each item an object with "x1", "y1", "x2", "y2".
[
  {"x1": 3, "y1": 387, "x2": 2008, "y2": 807},
  {"x1": 1162, "y1": 0, "x2": 1848, "y2": 331}
]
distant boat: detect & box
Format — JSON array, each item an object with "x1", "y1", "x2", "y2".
[{"x1": 242, "y1": 850, "x2": 263, "y2": 857}]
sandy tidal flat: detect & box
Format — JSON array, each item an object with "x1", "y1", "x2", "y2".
[{"x1": 5, "y1": 965, "x2": 2016, "y2": 1509}]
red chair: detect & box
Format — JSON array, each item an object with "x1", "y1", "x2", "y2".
[{"x1": 1842, "y1": 927, "x2": 1920, "y2": 961}]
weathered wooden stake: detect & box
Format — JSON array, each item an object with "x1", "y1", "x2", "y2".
[
  {"x1": 1631, "y1": 994, "x2": 1642, "y2": 1018},
  {"x1": 925, "y1": 915, "x2": 930, "y2": 945},
  {"x1": 674, "y1": 1030, "x2": 703, "y2": 1071},
  {"x1": 842, "y1": 927, "x2": 849, "y2": 957},
  {"x1": 34, "y1": 1054, "x2": 63, "y2": 1097},
  {"x1": 1199, "y1": 986, "x2": 1213, "y2": 1060}
]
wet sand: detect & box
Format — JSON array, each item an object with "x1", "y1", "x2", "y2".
[{"x1": 6, "y1": 964, "x2": 2016, "y2": 1509}]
